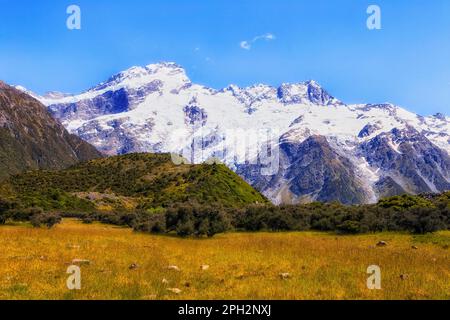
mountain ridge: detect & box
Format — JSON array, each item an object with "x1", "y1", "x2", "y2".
[
  {"x1": 12, "y1": 63, "x2": 450, "y2": 204},
  {"x1": 0, "y1": 81, "x2": 103, "y2": 180}
]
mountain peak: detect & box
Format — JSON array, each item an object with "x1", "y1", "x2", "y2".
[
  {"x1": 433, "y1": 113, "x2": 447, "y2": 121},
  {"x1": 145, "y1": 62, "x2": 188, "y2": 80},
  {"x1": 91, "y1": 62, "x2": 190, "y2": 93},
  {"x1": 277, "y1": 81, "x2": 343, "y2": 106},
  {"x1": 145, "y1": 61, "x2": 184, "y2": 70},
  {"x1": 304, "y1": 79, "x2": 320, "y2": 86}
]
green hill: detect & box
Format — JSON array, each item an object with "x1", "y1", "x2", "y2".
[{"x1": 1, "y1": 153, "x2": 268, "y2": 212}]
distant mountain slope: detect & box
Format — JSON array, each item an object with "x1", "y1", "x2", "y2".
[
  {"x1": 0, "y1": 81, "x2": 102, "y2": 180},
  {"x1": 18, "y1": 62, "x2": 450, "y2": 204},
  {"x1": 237, "y1": 135, "x2": 371, "y2": 205},
  {"x1": 4, "y1": 153, "x2": 268, "y2": 210}
]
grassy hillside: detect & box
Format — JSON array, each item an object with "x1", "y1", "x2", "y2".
[
  {"x1": 0, "y1": 219, "x2": 448, "y2": 300},
  {"x1": 2, "y1": 153, "x2": 268, "y2": 211}
]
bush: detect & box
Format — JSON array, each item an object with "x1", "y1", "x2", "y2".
[
  {"x1": 88, "y1": 211, "x2": 137, "y2": 226},
  {"x1": 10, "y1": 207, "x2": 43, "y2": 222},
  {"x1": 0, "y1": 199, "x2": 14, "y2": 224},
  {"x1": 30, "y1": 212, "x2": 62, "y2": 228},
  {"x1": 175, "y1": 218, "x2": 196, "y2": 237},
  {"x1": 133, "y1": 213, "x2": 166, "y2": 233},
  {"x1": 82, "y1": 216, "x2": 94, "y2": 224},
  {"x1": 395, "y1": 207, "x2": 446, "y2": 234},
  {"x1": 166, "y1": 203, "x2": 231, "y2": 237},
  {"x1": 336, "y1": 220, "x2": 361, "y2": 234},
  {"x1": 199, "y1": 207, "x2": 230, "y2": 237}
]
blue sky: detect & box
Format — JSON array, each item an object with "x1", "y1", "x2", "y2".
[{"x1": 0, "y1": 0, "x2": 449, "y2": 115}]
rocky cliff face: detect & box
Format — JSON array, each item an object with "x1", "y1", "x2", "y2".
[
  {"x1": 0, "y1": 81, "x2": 102, "y2": 179},
  {"x1": 359, "y1": 126, "x2": 450, "y2": 195},
  {"x1": 237, "y1": 135, "x2": 370, "y2": 205},
  {"x1": 17, "y1": 62, "x2": 450, "y2": 204}
]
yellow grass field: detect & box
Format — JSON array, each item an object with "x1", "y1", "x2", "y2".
[{"x1": 0, "y1": 219, "x2": 448, "y2": 300}]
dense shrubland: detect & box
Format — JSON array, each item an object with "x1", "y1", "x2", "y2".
[
  {"x1": 4, "y1": 153, "x2": 268, "y2": 210},
  {"x1": 1, "y1": 193, "x2": 449, "y2": 236},
  {"x1": 0, "y1": 200, "x2": 62, "y2": 228}
]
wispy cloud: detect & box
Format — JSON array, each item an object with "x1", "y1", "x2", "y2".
[
  {"x1": 240, "y1": 33, "x2": 276, "y2": 50},
  {"x1": 240, "y1": 41, "x2": 251, "y2": 50}
]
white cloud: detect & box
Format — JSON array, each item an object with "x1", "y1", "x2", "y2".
[
  {"x1": 240, "y1": 33, "x2": 276, "y2": 50},
  {"x1": 255, "y1": 33, "x2": 276, "y2": 41},
  {"x1": 240, "y1": 41, "x2": 251, "y2": 50}
]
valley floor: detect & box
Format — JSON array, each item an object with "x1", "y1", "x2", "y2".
[{"x1": 0, "y1": 219, "x2": 448, "y2": 300}]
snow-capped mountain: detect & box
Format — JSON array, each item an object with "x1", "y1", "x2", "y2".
[{"x1": 19, "y1": 62, "x2": 450, "y2": 204}]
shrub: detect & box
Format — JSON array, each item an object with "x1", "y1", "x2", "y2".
[
  {"x1": 82, "y1": 216, "x2": 94, "y2": 224},
  {"x1": 10, "y1": 207, "x2": 43, "y2": 222},
  {"x1": 378, "y1": 194, "x2": 434, "y2": 211},
  {"x1": 336, "y1": 220, "x2": 361, "y2": 234},
  {"x1": 395, "y1": 207, "x2": 446, "y2": 234},
  {"x1": 89, "y1": 211, "x2": 136, "y2": 226},
  {"x1": 30, "y1": 212, "x2": 62, "y2": 228},
  {"x1": 0, "y1": 199, "x2": 14, "y2": 224},
  {"x1": 165, "y1": 203, "x2": 231, "y2": 237},
  {"x1": 199, "y1": 207, "x2": 231, "y2": 237},
  {"x1": 133, "y1": 213, "x2": 166, "y2": 233},
  {"x1": 176, "y1": 218, "x2": 195, "y2": 237}
]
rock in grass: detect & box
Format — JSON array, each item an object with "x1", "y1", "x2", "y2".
[
  {"x1": 162, "y1": 278, "x2": 170, "y2": 285},
  {"x1": 411, "y1": 246, "x2": 418, "y2": 250},
  {"x1": 201, "y1": 265, "x2": 210, "y2": 271},
  {"x1": 279, "y1": 273, "x2": 291, "y2": 280},
  {"x1": 167, "y1": 288, "x2": 182, "y2": 294},
  {"x1": 72, "y1": 259, "x2": 90, "y2": 265},
  {"x1": 129, "y1": 263, "x2": 139, "y2": 270},
  {"x1": 376, "y1": 241, "x2": 388, "y2": 247},
  {"x1": 167, "y1": 265, "x2": 181, "y2": 272},
  {"x1": 400, "y1": 274, "x2": 409, "y2": 280}
]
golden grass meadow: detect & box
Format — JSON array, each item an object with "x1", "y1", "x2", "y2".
[{"x1": 0, "y1": 219, "x2": 448, "y2": 300}]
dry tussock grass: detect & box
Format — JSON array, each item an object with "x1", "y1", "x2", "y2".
[{"x1": 0, "y1": 219, "x2": 448, "y2": 300}]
